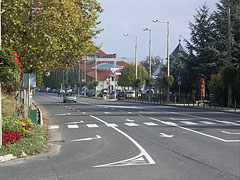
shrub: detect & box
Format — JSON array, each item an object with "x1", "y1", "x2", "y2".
[{"x1": 0, "y1": 116, "x2": 47, "y2": 158}]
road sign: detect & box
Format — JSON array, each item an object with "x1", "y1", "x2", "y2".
[
  {"x1": 115, "y1": 72, "x2": 121, "y2": 75},
  {"x1": 178, "y1": 76, "x2": 182, "y2": 86}
]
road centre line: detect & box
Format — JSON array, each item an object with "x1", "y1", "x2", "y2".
[
  {"x1": 149, "y1": 117, "x2": 240, "y2": 143},
  {"x1": 89, "y1": 115, "x2": 156, "y2": 167}
]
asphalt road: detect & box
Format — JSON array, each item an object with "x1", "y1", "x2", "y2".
[{"x1": 0, "y1": 92, "x2": 239, "y2": 180}]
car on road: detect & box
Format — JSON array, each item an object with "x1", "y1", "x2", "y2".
[{"x1": 63, "y1": 93, "x2": 77, "y2": 103}]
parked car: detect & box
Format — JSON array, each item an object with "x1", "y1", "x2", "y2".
[
  {"x1": 63, "y1": 93, "x2": 77, "y2": 103},
  {"x1": 125, "y1": 90, "x2": 135, "y2": 99},
  {"x1": 117, "y1": 91, "x2": 125, "y2": 100}
]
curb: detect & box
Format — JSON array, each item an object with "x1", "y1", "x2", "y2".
[
  {"x1": 0, "y1": 154, "x2": 17, "y2": 163},
  {"x1": 33, "y1": 102, "x2": 43, "y2": 125}
]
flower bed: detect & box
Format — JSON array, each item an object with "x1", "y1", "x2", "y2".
[{"x1": 0, "y1": 116, "x2": 47, "y2": 158}]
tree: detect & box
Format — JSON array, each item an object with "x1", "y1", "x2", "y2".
[
  {"x1": 186, "y1": 3, "x2": 220, "y2": 98},
  {"x1": 2, "y1": 0, "x2": 103, "y2": 73},
  {"x1": 118, "y1": 64, "x2": 148, "y2": 89},
  {"x1": 214, "y1": 0, "x2": 240, "y2": 67},
  {"x1": 140, "y1": 56, "x2": 163, "y2": 76}
]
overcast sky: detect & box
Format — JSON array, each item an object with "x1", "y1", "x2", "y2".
[{"x1": 94, "y1": 0, "x2": 220, "y2": 63}]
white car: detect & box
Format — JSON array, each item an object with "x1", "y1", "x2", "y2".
[{"x1": 63, "y1": 93, "x2": 77, "y2": 103}]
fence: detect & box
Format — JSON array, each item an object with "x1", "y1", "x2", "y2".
[{"x1": 120, "y1": 93, "x2": 239, "y2": 112}]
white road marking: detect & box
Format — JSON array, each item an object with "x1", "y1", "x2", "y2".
[
  {"x1": 95, "y1": 105, "x2": 141, "y2": 109},
  {"x1": 90, "y1": 115, "x2": 156, "y2": 167},
  {"x1": 126, "y1": 119, "x2": 135, "y2": 122},
  {"x1": 67, "y1": 125, "x2": 79, "y2": 129},
  {"x1": 71, "y1": 135, "x2": 101, "y2": 142},
  {"x1": 82, "y1": 112, "x2": 86, "y2": 114},
  {"x1": 106, "y1": 123, "x2": 118, "y2": 127},
  {"x1": 150, "y1": 117, "x2": 240, "y2": 143},
  {"x1": 104, "y1": 112, "x2": 110, "y2": 114},
  {"x1": 65, "y1": 121, "x2": 84, "y2": 125},
  {"x1": 86, "y1": 124, "x2": 99, "y2": 128},
  {"x1": 48, "y1": 125, "x2": 59, "y2": 130},
  {"x1": 125, "y1": 123, "x2": 139, "y2": 127},
  {"x1": 55, "y1": 114, "x2": 68, "y2": 116},
  {"x1": 67, "y1": 113, "x2": 71, "y2": 115},
  {"x1": 181, "y1": 121, "x2": 198, "y2": 125},
  {"x1": 128, "y1": 112, "x2": 132, "y2": 114},
  {"x1": 200, "y1": 121, "x2": 216, "y2": 125},
  {"x1": 170, "y1": 118, "x2": 189, "y2": 121},
  {"x1": 143, "y1": 122, "x2": 158, "y2": 126},
  {"x1": 160, "y1": 133, "x2": 174, "y2": 138},
  {"x1": 138, "y1": 114, "x2": 143, "y2": 117},
  {"x1": 218, "y1": 121, "x2": 239, "y2": 125},
  {"x1": 221, "y1": 131, "x2": 240, "y2": 135}
]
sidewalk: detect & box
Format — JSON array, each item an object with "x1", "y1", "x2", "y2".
[
  {"x1": 167, "y1": 102, "x2": 240, "y2": 114},
  {"x1": 121, "y1": 98, "x2": 240, "y2": 114}
]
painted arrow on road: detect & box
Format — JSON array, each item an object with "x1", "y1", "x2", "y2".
[
  {"x1": 71, "y1": 135, "x2": 102, "y2": 142},
  {"x1": 160, "y1": 133, "x2": 174, "y2": 138}
]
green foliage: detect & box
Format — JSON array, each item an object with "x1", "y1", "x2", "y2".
[
  {"x1": 2, "y1": 0, "x2": 103, "y2": 72},
  {"x1": 0, "y1": 116, "x2": 47, "y2": 157},
  {"x1": 118, "y1": 64, "x2": 148, "y2": 88},
  {"x1": 209, "y1": 66, "x2": 240, "y2": 105},
  {"x1": 2, "y1": 116, "x2": 34, "y2": 137},
  {"x1": 0, "y1": 48, "x2": 22, "y2": 87},
  {"x1": 221, "y1": 66, "x2": 236, "y2": 84},
  {"x1": 163, "y1": 75, "x2": 174, "y2": 87},
  {"x1": 92, "y1": 80, "x2": 99, "y2": 87}
]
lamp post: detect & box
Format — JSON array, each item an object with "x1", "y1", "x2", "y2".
[
  {"x1": 143, "y1": 28, "x2": 152, "y2": 77},
  {"x1": 153, "y1": 19, "x2": 170, "y2": 102},
  {"x1": 124, "y1": 34, "x2": 138, "y2": 80}
]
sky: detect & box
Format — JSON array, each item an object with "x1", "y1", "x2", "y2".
[{"x1": 94, "y1": 0, "x2": 220, "y2": 63}]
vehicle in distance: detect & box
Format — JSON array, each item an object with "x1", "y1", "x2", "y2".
[{"x1": 63, "y1": 93, "x2": 77, "y2": 103}]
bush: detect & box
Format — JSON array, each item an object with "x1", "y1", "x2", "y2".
[{"x1": 0, "y1": 116, "x2": 47, "y2": 158}]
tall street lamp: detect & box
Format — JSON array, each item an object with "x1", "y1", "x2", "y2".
[
  {"x1": 143, "y1": 28, "x2": 152, "y2": 77},
  {"x1": 124, "y1": 33, "x2": 138, "y2": 80},
  {"x1": 153, "y1": 19, "x2": 170, "y2": 102}
]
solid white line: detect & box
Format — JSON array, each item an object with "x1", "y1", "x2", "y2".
[
  {"x1": 124, "y1": 123, "x2": 139, "y2": 127},
  {"x1": 181, "y1": 121, "x2": 198, "y2": 125},
  {"x1": 200, "y1": 121, "x2": 216, "y2": 125},
  {"x1": 143, "y1": 122, "x2": 158, "y2": 126},
  {"x1": 90, "y1": 115, "x2": 156, "y2": 167},
  {"x1": 170, "y1": 118, "x2": 189, "y2": 121},
  {"x1": 150, "y1": 117, "x2": 240, "y2": 143},
  {"x1": 221, "y1": 131, "x2": 240, "y2": 135},
  {"x1": 67, "y1": 125, "x2": 79, "y2": 129},
  {"x1": 86, "y1": 124, "x2": 99, "y2": 128}
]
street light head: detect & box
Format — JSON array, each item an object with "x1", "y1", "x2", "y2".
[
  {"x1": 152, "y1": 19, "x2": 159, "y2": 23},
  {"x1": 143, "y1": 28, "x2": 150, "y2": 31},
  {"x1": 124, "y1": 33, "x2": 129, "y2": 36}
]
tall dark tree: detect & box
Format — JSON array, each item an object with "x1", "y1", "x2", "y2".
[
  {"x1": 186, "y1": 4, "x2": 220, "y2": 97},
  {"x1": 214, "y1": 0, "x2": 240, "y2": 66}
]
